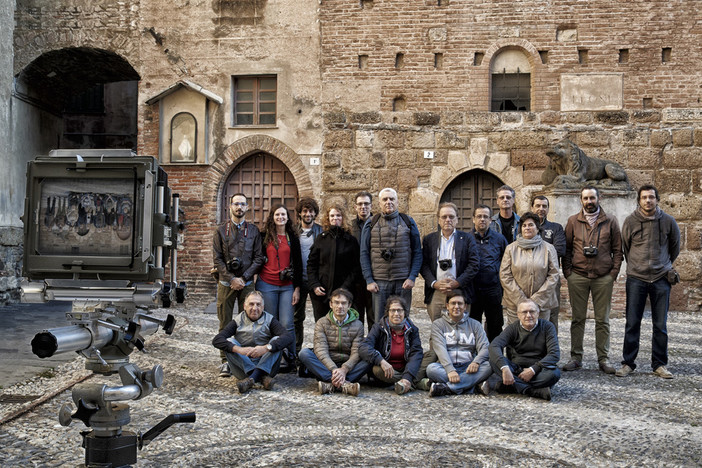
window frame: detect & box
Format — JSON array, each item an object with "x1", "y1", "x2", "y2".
[{"x1": 231, "y1": 75, "x2": 278, "y2": 127}]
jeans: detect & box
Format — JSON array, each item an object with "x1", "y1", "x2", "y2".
[
  {"x1": 293, "y1": 283, "x2": 310, "y2": 354},
  {"x1": 298, "y1": 348, "x2": 370, "y2": 383},
  {"x1": 622, "y1": 276, "x2": 671, "y2": 371},
  {"x1": 426, "y1": 361, "x2": 492, "y2": 394},
  {"x1": 256, "y1": 278, "x2": 296, "y2": 359},
  {"x1": 372, "y1": 280, "x2": 413, "y2": 326},
  {"x1": 567, "y1": 272, "x2": 614, "y2": 363},
  {"x1": 469, "y1": 286, "x2": 504, "y2": 342},
  {"x1": 490, "y1": 359, "x2": 560, "y2": 394},
  {"x1": 225, "y1": 338, "x2": 282, "y2": 379},
  {"x1": 216, "y1": 282, "x2": 255, "y2": 362}
]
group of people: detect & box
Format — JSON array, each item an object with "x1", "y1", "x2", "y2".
[{"x1": 211, "y1": 183, "x2": 680, "y2": 400}]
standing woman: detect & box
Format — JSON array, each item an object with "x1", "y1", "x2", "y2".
[
  {"x1": 257, "y1": 204, "x2": 302, "y2": 368},
  {"x1": 307, "y1": 203, "x2": 362, "y2": 322},
  {"x1": 500, "y1": 211, "x2": 560, "y2": 324}
]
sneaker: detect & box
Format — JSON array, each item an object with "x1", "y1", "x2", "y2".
[
  {"x1": 415, "y1": 378, "x2": 431, "y2": 392},
  {"x1": 562, "y1": 360, "x2": 582, "y2": 372},
  {"x1": 341, "y1": 382, "x2": 360, "y2": 397},
  {"x1": 494, "y1": 382, "x2": 517, "y2": 394},
  {"x1": 236, "y1": 377, "x2": 255, "y2": 394},
  {"x1": 262, "y1": 375, "x2": 276, "y2": 391},
  {"x1": 526, "y1": 387, "x2": 552, "y2": 401},
  {"x1": 219, "y1": 363, "x2": 231, "y2": 378},
  {"x1": 653, "y1": 366, "x2": 674, "y2": 379},
  {"x1": 429, "y1": 382, "x2": 454, "y2": 397},
  {"x1": 318, "y1": 381, "x2": 335, "y2": 395},
  {"x1": 476, "y1": 380, "x2": 491, "y2": 396},
  {"x1": 394, "y1": 380, "x2": 411, "y2": 395},
  {"x1": 599, "y1": 360, "x2": 616, "y2": 374},
  {"x1": 615, "y1": 364, "x2": 634, "y2": 377}
]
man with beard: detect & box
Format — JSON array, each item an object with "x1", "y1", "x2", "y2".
[
  {"x1": 213, "y1": 193, "x2": 265, "y2": 377},
  {"x1": 562, "y1": 186, "x2": 623, "y2": 375}
]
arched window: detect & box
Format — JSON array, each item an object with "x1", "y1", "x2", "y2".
[
  {"x1": 490, "y1": 49, "x2": 531, "y2": 112},
  {"x1": 170, "y1": 112, "x2": 197, "y2": 163}
]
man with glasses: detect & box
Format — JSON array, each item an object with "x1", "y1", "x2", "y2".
[
  {"x1": 420, "y1": 202, "x2": 480, "y2": 321},
  {"x1": 490, "y1": 185, "x2": 520, "y2": 244},
  {"x1": 213, "y1": 193, "x2": 265, "y2": 377},
  {"x1": 489, "y1": 299, "x2": 560, "y2": 401},
  {"x1": 350, "y1": 191, "x2": 374, "y2": 329}
]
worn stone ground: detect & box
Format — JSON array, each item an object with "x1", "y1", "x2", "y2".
[{"x1": 1, "y1": 301, "x2": 701, "y2": 467}]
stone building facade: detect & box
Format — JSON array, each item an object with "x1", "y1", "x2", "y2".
[{"x1": 4, "y1": 0, "x2": 701, "y2": 310}]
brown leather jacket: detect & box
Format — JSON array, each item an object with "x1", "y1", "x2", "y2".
[{"x1": 563, "y1": 208, "x2": 623, "y2": 279}]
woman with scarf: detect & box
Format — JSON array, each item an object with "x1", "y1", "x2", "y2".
[
  {"x1": 500, "y1": 211, "x2": 560, "y2": 324},
  {"x1": 257, "y1": 204, "x2": 303, "y2": 370},
  {"x1": 307, "y1": 203, "x2": 362, "y2": 322},
  {"x1": 358, "y1": 296, "x2": 423, "y2": 395}
]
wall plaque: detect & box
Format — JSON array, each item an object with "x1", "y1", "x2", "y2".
[{"x1": 561, "y1": 74, "x2": 623, "y2": 111}]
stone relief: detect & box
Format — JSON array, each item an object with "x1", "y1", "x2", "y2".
[{"x1": 541, "y1": 139, "x2": 630, "y2": 189}]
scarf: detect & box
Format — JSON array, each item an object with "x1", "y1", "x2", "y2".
[
  {"x1": 584, "y1": 207, "x2": 600, "y2": 227},
  {"x1": 516, "y1": 234, "x2": 543, "y2": 250}
]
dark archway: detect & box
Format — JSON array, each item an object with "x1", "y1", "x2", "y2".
[
  {"x1": 15, "y1": 47, "x2": 140, "y2": 151},
  {"x1": 440, "y1": 169, "x2": 504, "y2": 231},
  {"x1": 222, "y1": 152, "x2": 299, "y2": 226}
]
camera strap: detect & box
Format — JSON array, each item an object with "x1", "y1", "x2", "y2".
[
  {"x1": 273, "y1": 233, "x2": 291, "y2": 273},
  {"x1": 582, "y1": 222, "x2": 602, "y2": 248}
]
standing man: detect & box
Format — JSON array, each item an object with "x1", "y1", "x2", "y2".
[
  {"x1": 562, "y1": 186, "x2": 623, "y2": 374},
  {"x1": 350, "y1": 191, "x2": 374, "y2": 329},
  {"x1": 293, "y1": 197, "x2": 323, "y2": 357},
  {"x1": 616, "y1": 185, "x2": 680, "y2": 379},
  {"x1": 360, "y1": 188, "x2": 422, "y2": 328},
  {"x1": 470, "y1": 205, "x2": 508, "y2": 341},
  {"x1": 489, "y1": 299, "x2": 560, "y2": 401},
  {"x1": 212, "y1": 291, "x2": 292, "y2": 393},
  {"x1": 532, "y1": 195, "x2": 566, "y2": 333},
  {"x1": 213, "y1": 193, "x2": 265, "y2": 377},
  {"x1": 421, "y1": 202, "x2": 480, "y2": 321},
  {"x1": 490, "y1": 185, "x2": 520, "y2": 244}
]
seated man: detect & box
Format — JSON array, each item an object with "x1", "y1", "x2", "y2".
[
  {"x1": 298, "y1": 287, "x2": 370, "y2": 396},
  {"x1": 489, "y1": 299, "x2": 560, "y2": 401},
  {"x1": 358, "y1": 295, "x2": 423, "y2": 395},
  {"x1": 212, "y1": 291, "x2": 292, "y2": 394},
  {"x1": 426, "y1": 291, "x2": 492, "y2": 397}
]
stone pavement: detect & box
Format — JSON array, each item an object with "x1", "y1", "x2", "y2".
[{"x1": 0, "y1": 300, "x2": 701, "y2": 467}]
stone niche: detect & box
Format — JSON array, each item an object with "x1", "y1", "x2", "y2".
[{"x1": 145, "y1": 81, "x2": 223, "y2": 165}]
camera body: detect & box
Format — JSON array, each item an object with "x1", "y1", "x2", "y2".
[
  {"x1": 279, "y1": 267, "x2": 294, "y2": 281},
  {"x1": 381, "y1": 249, "x2": 395, "y2": 261},
  {"x1": 438, "y1": 259, "x2": 453, "y2": 271},
  {"x1": 226, "y1": 257, "x2": 242, "y2": 275},
  {"x1": 583, "y1": 245, "x2": 599, "y2": 257}
]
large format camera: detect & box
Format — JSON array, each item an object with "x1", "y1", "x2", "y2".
[
  {"x1": 21, "y1": 149, "x2": 193, "y2": 466},
  {"x1": 583, "y1": 245, "x2": 599, "y2": 257}
]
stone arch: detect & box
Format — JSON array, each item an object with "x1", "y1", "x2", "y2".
[{"x1": 209, "y1": 134, "x2": 313, "y2": 221}]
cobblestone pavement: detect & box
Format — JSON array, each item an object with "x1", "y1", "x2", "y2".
[{"x1": 1, "y1": 301, "x2": 701, "y2": 467}]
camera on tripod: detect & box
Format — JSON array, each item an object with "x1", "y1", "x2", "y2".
[
  {"x1": 438, "y1": 259, "x2": 453, "y2": 271},
  {"x1": 381, "y1": 249, "x2": 395, "y2": 261}
]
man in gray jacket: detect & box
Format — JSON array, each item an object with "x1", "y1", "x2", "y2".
[
  {"x1": 426, "y1": 292, "x2": 492, "y2": 397},
  {"x1": 212, "y1": 291, "x2": 292, "y2": 393},
  {"x1": 616, "y1": 185, "x2": 680, "y2": 379},
  {"x1": 213, "y1": 193, "x2": 265, "y2": 377}
]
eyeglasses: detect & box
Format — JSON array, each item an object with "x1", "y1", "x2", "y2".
[
  {"x1": 356, "y1": 202, "x2": 371, "y2": 206},
  {"x1": 231, "y1": 202, "x2": 247, "y2": 207},
  {"x1": 388, "y1": 308, "x2": 404, "y2": 315}
]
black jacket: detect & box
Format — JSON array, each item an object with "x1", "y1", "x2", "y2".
[
  {"x1": 307, "y1": 226, "x2": 361, "y2": 300},
  {"x1": 358, "y1": 317, "x2": 424, "y2": 382},
  {"x1": 213, "y1": 221, "x2": 265, "y2": 283},
  {"x1": 421, "y1": 229, "x2": 480, "y2": 304}
]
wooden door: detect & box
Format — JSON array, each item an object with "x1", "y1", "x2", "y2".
[
  {"x1": 222, "y1": 153, "x2": 299, "y2": 226},
  {"x1": 440, "y1": 169, "x2": 504, "y2": 231}
]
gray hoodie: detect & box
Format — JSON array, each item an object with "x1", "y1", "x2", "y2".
[
  {"x1": 622, "y1": 207, "x2": 680, "y2": 282},
  {"x1": 430, "y1": 311, "x2": 490, "y2": 375}
]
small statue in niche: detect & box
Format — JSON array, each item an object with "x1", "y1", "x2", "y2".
[{"x1": 541, "y1": 139, "x2": 630, "y2": 189}]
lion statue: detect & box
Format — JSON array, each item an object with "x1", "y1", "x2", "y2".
[{"x1": 541, "y1": 139, "x2": 630, "y2": 189}]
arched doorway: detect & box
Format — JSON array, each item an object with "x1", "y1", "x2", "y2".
[
  {"x1": 222, "y1": 152, "x2": 299, "y2": 226},
  {"x1": 440, "y1": 169, "x2": 504, "y2": 231}
]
